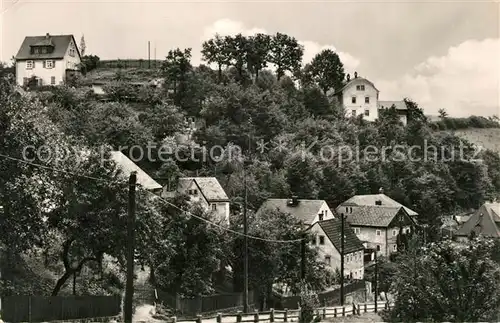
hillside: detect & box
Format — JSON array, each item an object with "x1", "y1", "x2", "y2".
[
  {"x1": 84, "y1": 67, "x2": 160, "y2": 83},
  {"x1": 443, "y1": 128, "x2": 500, "y2": 154}
]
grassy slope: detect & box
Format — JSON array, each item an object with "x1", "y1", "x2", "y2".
[
  {"x1": 84, "y1": 67, "x2": 160, "y2": 83},
  {"x1": 442, "y1": 128, "x2": 500, "y2": 154}
]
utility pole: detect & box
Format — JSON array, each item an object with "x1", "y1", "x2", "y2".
[
  {"x1": 340, "y1": 213, "x2": 345, "y2": 306},
  {"x1": 374, "y1": 249, "x2": 378, "y2": 312},
  {"x1": 124, "y1": 172, "x2": 137, "y2": 323},
  {"x1": 154, "y1": 42, "x2": 157, "y2": 68},
  {"x1": 148, "y1": 41, "x2": 151, "y2": 69},
  {"x1": 301, "y1": 233, "x2": 306, "y2": 280},
  {"x1": 243, "y1": 165, "x2": 249, "y2": 313}
]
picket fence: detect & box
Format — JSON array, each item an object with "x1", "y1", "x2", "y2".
[{"x1": 169, "y1": 301, "x2": 394, "y2": 323}]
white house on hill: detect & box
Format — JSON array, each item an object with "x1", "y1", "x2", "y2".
[
  {"x1": 334, "y1": 71, "x2": 410, "y2": 125},
  {"x1": 15, "y1": 33, "x2": 81, "y2": 87},
  {"x1": 162, "y1": 177, "x2": 230, "y2": 225}
]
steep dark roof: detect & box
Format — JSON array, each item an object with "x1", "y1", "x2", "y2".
[
  {"x1": 456, "y1": 203, "x2": 500, "y2": 237},
  {"x1": 343, "y1": 205, "x2": 406, "y2": 228},
  {"x1": 340, "y1": 193, "x2": 418, "y2": 216},
  {"x1": 256, "y1": 199, "x2": 326, "y2": 224},
  {"x1": 318, "y1": 218, "x2": 364, "y2": 254},
  {"x1": 15, "y1": 34, "x2": 79, "y2": 60}
]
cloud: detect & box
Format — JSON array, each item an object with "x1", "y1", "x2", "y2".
[
  {"x1": 376, "y1": 38, "x2": 500, "y2": 117},
  {"x1": 199, "y1": 18, "x2": 360, "y2": 72}
]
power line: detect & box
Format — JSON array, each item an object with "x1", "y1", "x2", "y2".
[{"x1": 0, "y1": 152, "x2": 305, "y2": 244}]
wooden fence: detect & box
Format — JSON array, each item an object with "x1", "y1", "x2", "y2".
[
  {"x1": 157, "y1": 290, "x2": 257, "y2": 316},
  {"x1": 1, "y1": 295, "x2": 121, "y2": 322},
  {"x1": 169, "y1": 301, "x2": 394, "y2": 323}
]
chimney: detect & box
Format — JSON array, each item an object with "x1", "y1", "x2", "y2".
[
  {"x1": 45, "y1": 33, "x2": 50, "y2": 39},
  {"x1": 354, "y1": 71, "x2": 358, "y2": 78},
  {"x1": 346, "y1": 74, "x2": 350, "y2": 81},
  {"x1": 379, "y1": 187, "x2": 384, "y2": 194}
]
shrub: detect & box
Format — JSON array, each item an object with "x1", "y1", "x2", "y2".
[{"x1": 298, "y1": 283, "x2": 320, "y2": 323}]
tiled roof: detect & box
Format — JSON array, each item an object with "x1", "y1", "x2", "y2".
[
  {"x1": 340, "y1": 194, "x2": 418, "y2": 216},
  {"x1": 456, "y1": 203, "x2": 500, "y2": 237},
  {"x1": 178, "y1": 177, "x2": 229, "y2": 201},
  {"x1": 334, "y1": 77, "x2": 379, "y2": 95},
  {"x1": 110, "y1": 151, "x2": 162, "y2": 191},
  {"x1": 344, "y1": 205, "x2": 402, "y2": 227},
  {"x1": 15, "y1": 34, "x2": 79, "y2": 60},
  {"x1": 318, "y1": 218, "x2": 364, "y2": 254},
  {"x1": 378, "y1": 100, "x2": 408, "y2": 111},
  {"x1": 256, "y1": 199, "x2": 326, "y2": 224}
]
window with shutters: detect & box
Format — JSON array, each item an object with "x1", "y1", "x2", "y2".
[
  {"x1": 51, "y1": 76, "x2": 55, "y2": 85},
  {"x1": 26, "y1": 61, "x2": 34, "y2": 69},
  {"x1": 376, "y1": 230, "x2": 381, "y2": 236},
  {"x1": 46, "y1": 60, "x2": 54, "y2": 69}
]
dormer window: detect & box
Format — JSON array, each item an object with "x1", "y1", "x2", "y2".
[{"x1": 318, "y1": 212, "x2": 324, "y2": 221}]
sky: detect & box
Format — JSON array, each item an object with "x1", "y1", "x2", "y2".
[{"x1": 1, "y1": 0, "x2": 499, "y2": 117}]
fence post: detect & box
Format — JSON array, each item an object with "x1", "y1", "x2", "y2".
[
  {"x1": 322, "y1": 307, "x2": 326, "y2": 319},
  {"x1": 284, "y1": 308, "x2": 288, "y2": 322},
  {"x1": 217, "y1": 313, "x2": 222, "y2": 323},
  {"x1": 270, "y1": 308, "x2": 274, "y2": 322},
  {"x1": 342, "y1": 306, "x2": 345, "y2": 317},
  {"x1": 352, "y1": 303, "x2": 356, "y2": 315},
  {"x1": 196, "y1": 314, "x2": 202, "y2": 323},
  {"x1": 253, "y1": 309, "x2": 259, "y2": 323},
  {"x1": 172, "y1": 316, "x2": 177, "y2": 323},
  {"x1": 333, "y1": 307, "x2": 337, "y2": 317},
  {"x1": 237, "y1": 311, "x2": 242, "y2": 323}
]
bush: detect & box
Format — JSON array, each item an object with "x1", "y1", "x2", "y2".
[{"x1": 298, "y1": 283, "x2": 320, "y2": 323}]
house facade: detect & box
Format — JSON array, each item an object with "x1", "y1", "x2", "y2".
[
  {"x1": 162, "y1": 177, "x2": 230, "y2": 225},
  {"x1": 309, "y1": 218, "x2": 365, "y2": 280},
  {"x1": 334, "y1": 72, "x2": 410, "y2": 125},
  {"x1": 15, "y1": 33, "x2": 81, "y2": 87},
  {"x1": 255, "y1": 197, "x2": 335, "y2": 227},
  {"x1": 336, "y1": 191, "x2": 417, "y2": 257}
]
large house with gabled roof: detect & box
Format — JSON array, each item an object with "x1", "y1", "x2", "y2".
[
  {"x1": 15, "y1": 33, "x2": 81, "y2": 87},
  {"x1": 162, "y1": 177, "x2": 230, "y2": 225},
  {"x1": 308, "y1": 218, "x2": 365, "y2": 280},
  {"x1": 334, "y1": 71, "x2": 410, "y2": 125},
  {"x1": 336, "y1": 190, "x2": 418, "y2": 256}
]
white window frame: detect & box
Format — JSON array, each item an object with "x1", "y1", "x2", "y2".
[
  {"x1": 392, "y1": 229, "x2": 397, "y2": 236},
  {"x1": 376, "y1": 229, "x2": 381, "y2": 236},
  {"x1": 364, "y1": 109, "x2": 370, "y2": 116},
  {"x1": 354, "y1": 227, "x2": 361, "y2": 234},
  {"x1": 393, "y1": 244, "x2": 397, "y2": 251},
  {"x1": 211, "y1": 203, "x2": 217, "y2": 211},
  {"x1": 46, "y1": 60, "x2": 54, "y2": 69},
  {"x1": 26, "y1": 60, "x2": 34, "y2": 69}
]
